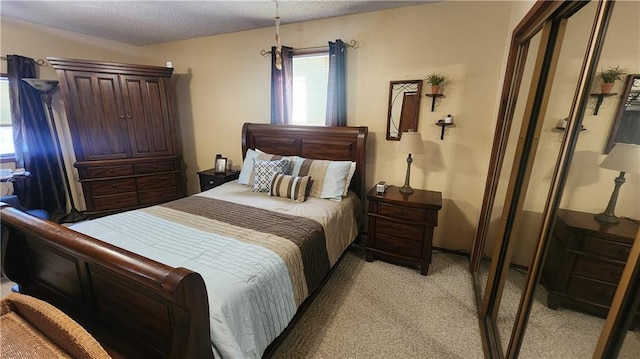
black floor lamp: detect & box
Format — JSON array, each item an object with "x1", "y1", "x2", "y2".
[{"x1": 22, "y1": 79, "x2": 86, "y2": 223}]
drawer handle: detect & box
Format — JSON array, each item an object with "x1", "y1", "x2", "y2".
[
  {"x1": 393, "y1": 242, "x2": 400, "y2": 248},
  {"x1": 209, "y1": 181, "x2": 214, "y2": 185},
  {"x1": 153, "y1": 165, "x2": 158, "y2": 169},
  {"x1": 108, "y1": 169, "x2": 114, "y2": 173},
  {"x1": 112, "y1": 184, "x2": 117, "y2": 188},
  {"x1": 119, "y1": 115, "x2": 124, "y2": 119}
]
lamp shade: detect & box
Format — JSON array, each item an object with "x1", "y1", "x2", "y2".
[
  {"x1": 398, "y1": 131, "x2": 425, "y2": 155},
  {"x1": 599, "y1": 143, "x2": 640, "y2": 175}
]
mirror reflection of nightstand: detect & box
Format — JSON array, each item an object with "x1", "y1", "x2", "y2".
[{"x1": 541, "y1": 209, "x2": 640, "y2": 328}]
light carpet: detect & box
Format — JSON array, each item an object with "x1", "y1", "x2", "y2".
[
  {"x1": 271, "y1": 247, "x2": 483, "y2": 358},
  {"x1": 3, "y1": 246, "x2": 637, "y2": 358}
]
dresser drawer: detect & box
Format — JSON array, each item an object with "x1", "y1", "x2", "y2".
[
  {"x1": 138, "y1": 188, "x2": 178, "y2": 205},
  {"x1": 134, "y1": 161, "x2": 176, "y2": 174},
  {"x1": 89, "y1": 178, "x2": 136, "y2": 196},
  {"x1": 376, "y1": 217, "x2": 424, "y2": 240},
  {"x1": 87, "y1": 165, "x2": 134, "y2": 179},
  {"x1": 136, "y1": 173, "x2": 177, "y2": 190},
  {"x1": 378, "y1": 203, "x2": 426, "y2": 221},
  {"x1": 572, "y1": 256, "x2": 624, "y2": 284},
  {"x1": 582, "y1": 237, "x2": 631, "y2": 262},
  {"x1": 374, "y1": 233, "x2": 422, "y2": 258},
  {"x1": 93, "y1": 193, "x2": 138, "y2": 211},
  {"x1": 567, "y1": 276, "x2": 616, "y2": 307}
]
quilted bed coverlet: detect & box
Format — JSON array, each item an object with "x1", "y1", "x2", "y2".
[{"x1": 70, "y1": 182, "x2": 360, "y2": 358}]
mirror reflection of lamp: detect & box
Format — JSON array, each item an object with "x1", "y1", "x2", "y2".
[
  {"x1": 398, "y1": 130, "x2": 425, "y2": 194},
  {"x1": 594, "y1": 143, "x2": 640, "y2": 224}
]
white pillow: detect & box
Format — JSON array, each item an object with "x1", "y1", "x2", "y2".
[
  {"x1": 237, "y1": 148, "x2": 260, "y2": 185},
  {"x1": 343, "y1": 162, "x2": 356, "y2": 196},
  {"x1": 291, "y1": 158, "x2": 353, "y2": 201}
]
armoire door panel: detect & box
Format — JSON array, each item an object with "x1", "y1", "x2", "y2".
[
  {"x1": 65, "y1": 72, "x2": 130, "y2": 161},
  {"x1": 121, "y1": 75, "x2": 173, "y2": 157}
]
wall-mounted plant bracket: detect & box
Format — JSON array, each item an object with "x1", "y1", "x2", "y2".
[
  {"x1": 590, "y1": 92, "x2": 617, "y2": 115},
  {"x1": 425, "y1": 94, "x2": 444, "y2": 112}
]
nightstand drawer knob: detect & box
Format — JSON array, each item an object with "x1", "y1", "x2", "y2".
[{"x1": 209, "y1": 181, "x2": 215, "y2": 185}]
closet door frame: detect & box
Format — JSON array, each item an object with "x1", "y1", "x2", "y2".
[{"x1": 469, "y1": 1, "x2": 634, "y2": 358}]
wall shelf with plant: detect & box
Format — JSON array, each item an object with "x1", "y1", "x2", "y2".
[
  {"x1": 591, "y1": 66, "x2": 627, "y2": 115},
  {"x1": 425, "y1": 72, "x2": 448, "y2": 112}
]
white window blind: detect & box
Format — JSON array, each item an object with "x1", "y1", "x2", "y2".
[
  {"x1": 292, "y1": 53, "x2": 328, "y2": 126},
  {"x1": 0, "y1": 77, "x2": 15, "y2": 155}
]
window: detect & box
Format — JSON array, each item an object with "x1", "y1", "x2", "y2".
[
  {"x1": 291, "y1": 52, "x2": 329, "y2": 126},
  {"x1": 0, "y1": 77, "x2": 14, "y2": 158}
]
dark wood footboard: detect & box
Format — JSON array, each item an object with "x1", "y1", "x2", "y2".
[{"x1": 0, "y1": 204, "x2": 213, "y2": 359}]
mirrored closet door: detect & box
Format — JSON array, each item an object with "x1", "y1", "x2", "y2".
[{"x1": 470, "y1": 1, "x2": 639, "y2": 358}]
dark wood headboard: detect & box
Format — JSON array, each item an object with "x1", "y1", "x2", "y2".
[{"x1": 242, "y1": 123, "x2": 368, "y2": 200}]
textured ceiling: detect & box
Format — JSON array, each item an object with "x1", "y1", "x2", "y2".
[{"x1": 1, "y1": 0, "x2": 433, "y2": 46}]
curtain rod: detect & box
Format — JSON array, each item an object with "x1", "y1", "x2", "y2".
[
  {"x1": 1, "y1": 56, "x2": 48, "y2": 67},
  {"x1": 260, "y1": 39, "x2": 360, "y2": 56}
]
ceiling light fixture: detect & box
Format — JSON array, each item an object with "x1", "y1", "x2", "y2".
[{"x1": 274, "y1": 1, "x2": 282, "y2": 70}]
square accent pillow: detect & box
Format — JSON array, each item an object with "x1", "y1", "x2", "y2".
[
  {"x1": 252, "y1": 159, "x2": 290, "y2": 192},
  {"x1": 238, "y1": 148, "x2": 298, "y2": 186},
  {"x1": 290, "y1": 158, "x2": 353, "y2": 201},
  {"x1": 269, "y1": 174, "x2": 311, "y2": 202}
]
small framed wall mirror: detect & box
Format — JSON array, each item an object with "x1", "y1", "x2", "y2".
[
  {"x1": 386, "y1": 80, "x2": 423, "y2": 140},
  {"x1": 604, "y1": 74, "x2": 640, "y2": 153}
]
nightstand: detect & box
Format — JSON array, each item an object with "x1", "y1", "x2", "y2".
[
  {"x1": 542, "y1": 209, "x2": 639, "y2": 328},
  {"x1": 197, "y1": 169, "x2": 240, "y2": 192},
  {"x1": 366, "y1": 185, "x2": 442, "y2": 275}
]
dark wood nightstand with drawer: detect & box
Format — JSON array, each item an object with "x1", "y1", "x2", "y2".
[
  {"x1": 366, "y1": 185, "x2": 442, "y2": 275},
  {"x1": 197, "y1": 169, "x2": 240, "y2": 192},
  {"x1": 542, "y1": 209, "x2": 639, "y2": 328}
]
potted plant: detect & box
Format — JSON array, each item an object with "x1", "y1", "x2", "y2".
[
  {"x1": 597, "y1": 66, "x2": 627, "y2": 94},
  {"x1": 426, "y1": 72, "x2": 448, "y2": 94}
]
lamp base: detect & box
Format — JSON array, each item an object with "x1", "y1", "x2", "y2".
[
  {"x1": 594, "y1": 212, "x2": 620, "y2": 224},
  {"x1": 399, "y1": 186, "x2": 414, "y2": 194}
]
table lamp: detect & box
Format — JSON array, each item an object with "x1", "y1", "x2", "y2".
[
  {"x1": 594, "y1": 143, "x2": 640, "y2": 224},
  {"x1": 398, "y1": 131, "x2": 425, "y2": 194}
]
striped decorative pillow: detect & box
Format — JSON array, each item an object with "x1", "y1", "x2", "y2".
[
  {"x1": 269, "y1": 174, "x2": 311, "y2": 202},
  {"x1": 290, "y1": 158, "x2": 353, "y2": 201}
]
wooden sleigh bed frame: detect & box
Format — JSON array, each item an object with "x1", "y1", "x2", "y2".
[{"x1": 1, "y1": 123, "x2": 368, "y2": 358}]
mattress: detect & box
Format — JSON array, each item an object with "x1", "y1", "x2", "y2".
[{"x1": 70, "y1": 181, "x2": 361, "y2": 358}]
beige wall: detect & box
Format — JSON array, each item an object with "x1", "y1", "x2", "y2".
[
  {"x1": 145, "y1": 1, "x2": 514, "y2": 251},
  {"x1": 2, "y1": 2, "x2": 549, "y2": 254},
  {"x1": 483, "y1": 1, "x2": 640, "y2": 266}
]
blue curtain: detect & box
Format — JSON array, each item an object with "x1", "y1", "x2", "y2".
[
  {"x1": 326, "y1": 39, "x2": 347, "y2": 126},
  {"x1": 7, "y1": 55, "x2": 66, "y2": 222},
  {"x1": 270, "y1": 45, "x2": 293, "y2": 124}
]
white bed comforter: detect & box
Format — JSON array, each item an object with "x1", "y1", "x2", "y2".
[{"x1": 70, "y1": 182, "x2": 360, "y2": 358}]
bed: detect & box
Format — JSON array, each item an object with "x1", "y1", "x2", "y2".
[{"x1": 0, "y1": 123, "x2": 368, "y2": 358}]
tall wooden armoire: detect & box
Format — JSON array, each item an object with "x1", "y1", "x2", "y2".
[{"x1": 49, "y1": 57, "x2": 186, "y2": 218}]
